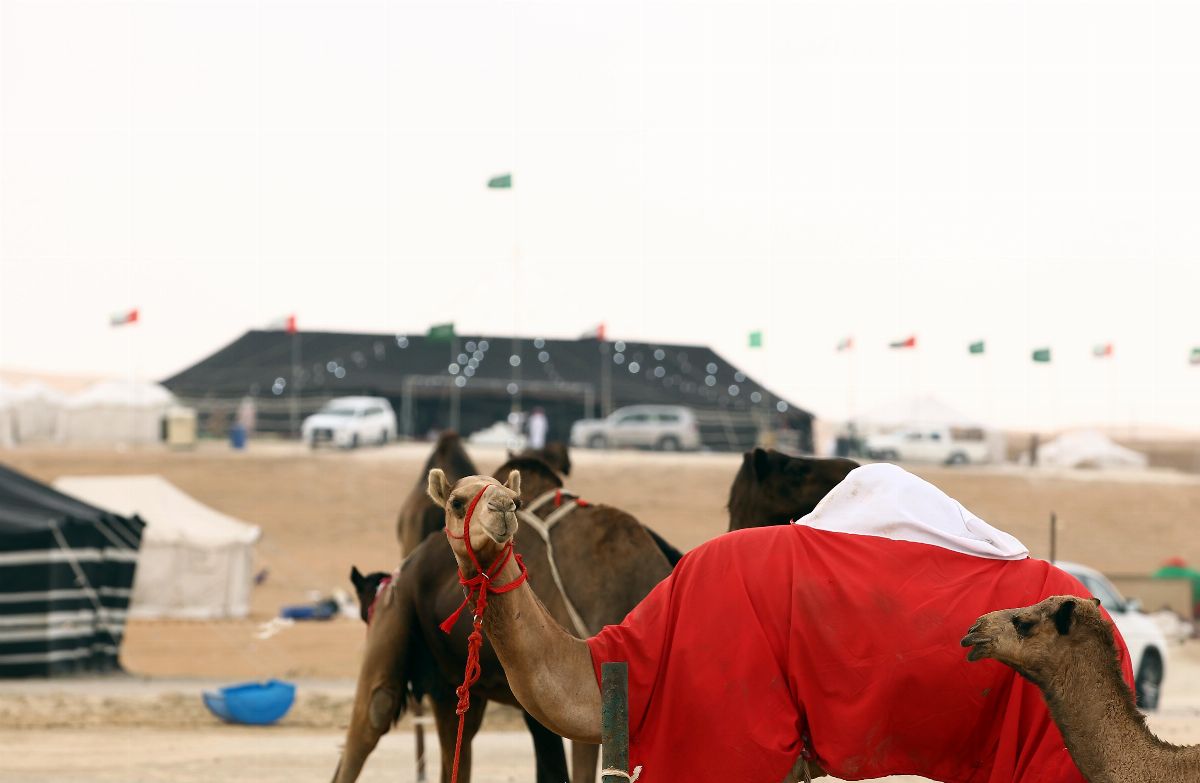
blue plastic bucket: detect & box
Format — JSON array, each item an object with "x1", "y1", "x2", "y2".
[{"x1": 202, "y1": 679, "x2": 295, "y2": 725}]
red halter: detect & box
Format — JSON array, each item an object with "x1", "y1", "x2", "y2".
[{"x1": 439, "y1": 483, "x2": 528, "y2": 783}]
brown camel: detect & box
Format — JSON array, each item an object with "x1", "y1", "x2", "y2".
[
  {"x1": 962, "y1": 595, "x2": 1200, "y2": 783},
  {"x1": 397, "y1": 432, "x2": 477, "y2": 555},
  {"x1": 335, "y1": 456, "x2": 675, "y2": 783},
  {"x1": 513, "y1": 442, "x2": 572, "y2": 476},
  {"x1": 726, "y1": 447, "x2": 858, "y2": 531}
]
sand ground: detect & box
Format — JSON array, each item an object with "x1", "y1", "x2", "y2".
[{"x1": 2, "y1": 442, "x2": 1200, "y2": 781}]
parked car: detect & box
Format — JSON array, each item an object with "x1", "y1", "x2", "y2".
[
  {"x1": 301, "y1": 397, "x2": 396, "y2": 449},
  {"x1": 571, "y1": 405, "x2": 701, "y2": 451},
  {"x1": 865, "y1": 426, "x2": 990, "y2": 465},
  {"x1": 1057, "y1": 561, "x2": 1169, "y2": 710}
]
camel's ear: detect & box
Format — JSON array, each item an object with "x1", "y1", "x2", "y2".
[
  {"x1": 1091, "y1": 597, "x2": 1101, "y2": 607},
  {"x1": 504, "y1": 469, "x2": 521, "y2": 495},
  {"x1": 350, "y1": 566, "x2": 365, "y2": 592},
  {"x1": 427, "y1": 468, "x2": 452, "y2": 506},
  {"x1": 752, "y1": 447, "x2": 771, "y2": 480},
  {"x1": 1053, "y1": 599, "x2": 1078, "y2": 635}
]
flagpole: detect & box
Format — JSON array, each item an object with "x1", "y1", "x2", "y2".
[{"x1": 290, "y1": 329, "x2": 301, "y2": 438}]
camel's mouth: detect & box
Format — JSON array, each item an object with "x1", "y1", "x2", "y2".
[
  {"x1": 483, "y1": 510, "x2": 517, "y2": 542},
  {"x1": 959, "y1": 632, "x2": 990, "y2": 661}
]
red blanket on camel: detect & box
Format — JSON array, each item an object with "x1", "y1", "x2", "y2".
[{"x1": 587, "y1": 465, "x2": 1133, "y2": 782}]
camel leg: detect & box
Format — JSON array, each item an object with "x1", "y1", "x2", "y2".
[
  {"x1": 332, "y1": 573, "x2": 416, "y2": 783},
  {"x1": 522, "y1": 710, "x2": 569, "y2": 783},
  {"x1": 570, "y1": 741, "x2": 599, "y2": 783},
  {"x1": 432, "y1": 694, "x2": 487, "y2": 783}
]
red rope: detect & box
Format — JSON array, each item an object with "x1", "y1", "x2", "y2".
[{"x1": 440, "y1": 484, "x2": 528, "y2": 783}]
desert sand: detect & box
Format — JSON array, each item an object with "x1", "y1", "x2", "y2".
[{"x1": 2, "y1": 442, "x2": 1199, "y2": 781}]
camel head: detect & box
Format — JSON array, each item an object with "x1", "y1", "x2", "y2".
[
  {"x1": 960, "y1": 594, "x2": 1110, "y2": 684},
  {"x1": 427, "y1": 469, "x2": 522, "y2": 569}
]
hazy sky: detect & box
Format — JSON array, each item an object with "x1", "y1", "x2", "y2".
[{"x1": 2, "y1": 0, "x2": 1198, "y2": 431}]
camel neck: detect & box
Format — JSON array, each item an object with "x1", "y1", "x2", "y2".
[{"x1": 1041, "y1": 652, "x2": 1200, "y2": 783}]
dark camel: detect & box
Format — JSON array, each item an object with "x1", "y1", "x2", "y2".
[
  {"x1": 335, "y1": 455, "x2": 675, "y2": 783},
  {"x1": 397, "y1": 432, "x2": 477, "y2": 555},
  {"x1": 726, "y1": 448, "x2": 858, "y2": 531}
]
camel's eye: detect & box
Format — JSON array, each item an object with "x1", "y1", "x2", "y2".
[
  {"x1": 1012, "y1": 617, "x2": 1036, "y2": 638},
  {"x1": 450, "y1": 497, "x2": 466, "y2": 515}
]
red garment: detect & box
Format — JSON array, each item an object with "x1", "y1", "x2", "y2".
[{"x1": 588, "y1": 525, "x2": 1133, "y2": 782}]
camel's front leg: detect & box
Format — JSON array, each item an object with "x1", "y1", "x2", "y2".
[
  {"x1": 521, "y1": 710, "x2": 569, "y2": 783},
  {"x1": 332, "y1": 678, "x2": 403, "y2": 783},
  {"x1": 432, "y1": 694, "x2": 487, "y2": 783},
  {"x1": 571, "y1": 741, "x2": 599, "y2": 783},
  {"x1": 779, "y1": 755, "x2": 827, "y2": 783}
]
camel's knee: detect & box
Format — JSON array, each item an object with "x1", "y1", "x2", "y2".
[{"x1": 368, "y1": 686, "x2": 400, "y2": 732}]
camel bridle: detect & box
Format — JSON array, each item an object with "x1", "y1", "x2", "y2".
[{"x1": 439, "y1": 483, "x2": 528, "y2": 783}]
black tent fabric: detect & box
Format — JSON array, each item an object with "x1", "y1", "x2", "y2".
[
  {"x1": 164, "y1": 330, "x2": 814, "y2": 452},
  {"x1": 0, "y1": 464, "x2": 144, "y2": 677}
]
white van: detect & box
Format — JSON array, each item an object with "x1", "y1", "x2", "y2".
[{"x1": 865, "y1": 426, "x2": 990, "y2": 465}]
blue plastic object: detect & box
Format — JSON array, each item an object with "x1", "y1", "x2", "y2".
[
  {"x1": 202, "y1": 679, "x2": 296, "y2": 725},
  {"x1": 229, "y1": 424, "x2": 247, "y2": 450}
]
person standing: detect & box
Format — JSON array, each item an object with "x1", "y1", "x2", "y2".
[{"x1": 527, "y1": 406, "x2": 549, "y2": 450}]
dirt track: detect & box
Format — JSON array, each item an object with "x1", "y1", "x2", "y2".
[{"x1": 3, "y1": 443, "x2": 1200, "y2": 781}]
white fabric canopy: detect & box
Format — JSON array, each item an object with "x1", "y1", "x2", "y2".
[
  {"x1": 796, "y1": 463, "x2": 1029, "y2": 560},
  {"x1": 53, "y1": 475, "x2": 261, "y2": 619},
  {"x1": 58, "y1": 381, "x2": 173, "y2": 445},
  {"x1": 1038, "y1": 430, "x2": 1148, "y2": 470}
]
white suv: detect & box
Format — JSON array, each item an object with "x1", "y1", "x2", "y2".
[
  {"x1": 302, "y1": 396, "x2": 397, "y2": 449},
  {"x1": 865, "y1": 426, "x2": 990, "y2": 465},
  {"x1": 1057, "y1": 561, "x2": 1169, "y2": 710},
  {"x1": 571, "y1": 405, "x2": 701, "y2": 451}
]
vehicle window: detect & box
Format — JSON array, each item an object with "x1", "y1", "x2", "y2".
[
  {"x1": 905, "y1": 432, "x2": 923, "y2": 441},
  {"x1": 929, "y1": 432, "x2": 942, "y2": 441},
  {"x1": 657, "y1": 413, "x2": 680, "y2": 423},
  {"x1": 319, "y1": 405, "x2": 356, "y2": 417},
  {"x1": 617, "y1": 414, "x2": 650, "y2": 425},
  {"x1": 1079, "y1": 575, "x2": 1125, "y2": 612}
]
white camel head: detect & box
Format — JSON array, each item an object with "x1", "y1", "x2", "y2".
[{"x1": 427, "y1": 469, "x2": 522, "y2": 567}]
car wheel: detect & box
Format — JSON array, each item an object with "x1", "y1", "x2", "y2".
[
  {"x1": 880, "y1": 449, "x2": 899, "y2": 461},
  {"x1": 588, "y1": 434, "x2": 608, "y2": 449},
  {"x1": 657, "y1": 436, "x2": 681, "y2": 452},
  {"x1": 378, "y1": 428, "x2": 389, "y2": 446},
  {"x1": 1136, "y1": 651, "x2": 1164, "y2": 710},
  {"x1": 946, "y1": 452, "x2": 969, "y2": 465},
  {"x1": 349, "y1": 434, "x2": 360, "y2": 450}
]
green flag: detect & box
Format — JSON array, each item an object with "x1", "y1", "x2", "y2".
[
  {"x1": 968, "y1": 340, "x2": 985, "y2": 355},
  {"x1": 1032, "y1": 347, "x2": 1051, "y2": 363},
  {"x1": 748, "y1": 330, "x2": 763, "y2": 349},
  {"x1": 1190, "y1": 347, "x2": 1200, "y2": 366},
  {"x1": 426, "y1": 322, "x2": 455, "y2": 342},
  {"x1": 487, "y1": 173, "x2": 512, "y2": 189}
]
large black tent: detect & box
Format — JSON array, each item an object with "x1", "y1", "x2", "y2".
[
  {"x1": 0, "y1": 464, "x2": 144, "y2": 677},
  {"x1": 163, "y1": 330, "x2": 814, "y2": 452}
]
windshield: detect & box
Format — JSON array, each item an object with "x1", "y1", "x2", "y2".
[{"x1": 318, "y1": 405, "x2": 357, "y2": 417}]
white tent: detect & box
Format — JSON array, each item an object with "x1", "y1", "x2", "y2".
[
  {"x1": 0, "y1": 395, "x2": 14, "y2": 448},
  {"x1": 8, "y1": 381, "x2": 65, "y2": 442},
  {"x1": 58, "y1": 380, "x2": 173, "y2": 445},
  {"x1": 53, "y1": 475, "x2": 261, "y2": 619},
  {"x1": 1038, "y1": 430, "x2": 1149, "y2": 470}
]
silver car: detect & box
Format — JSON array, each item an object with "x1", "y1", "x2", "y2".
[{"x1": 571, "y1": 405, "x2": 701, "y2": 451}]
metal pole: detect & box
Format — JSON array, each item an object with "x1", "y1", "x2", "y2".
[
  {"x1": 601, "y1": 661, "x2": 629, "y2": 783},
  {"x1": 599, "y1": 341, "x2": 612, "y2": 417},
  {"x1": 450, "y1": 336, "x2": 461, "y2": 432},
  {"x1": 289, "y1": 330, "x2": 301, "y2": 438},
  {"x1": 413, "y1": 698, "x2": 427, "y2": 782}
]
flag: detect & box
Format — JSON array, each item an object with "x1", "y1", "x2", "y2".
[
  {"x1": 426, "y1": 322, "x2": 456, "y2": 342},
  {"x1": 836, "y1": 337, "x2": 853, "y2": 352},
  {"x1": 889, "y1": 335, "x2": 916, "y2": 349},
  {"x1": 267, "y1": 314, "x2": 297, "y2": 334},
  {"x1": 968, "y1": 340, "x2": 985, "y2": 355},
  {"x1": 487, "y1": 173, "x2": 513, "y2": 189},
  {"x1": 1190, "y1": 347, "x2": 1200, "y2": 366},
  {"x1": 1092, "y1": 343, "x2": 1113, "y2": 358},
  {"x1": 1032, "y1": 348, "x2": 1051, "y2": 363},
  {"x1": 109, "y1": 308, "x2": 138, "y2": 327},
  {"x1": 579, "y1": 323, "x2": 606, "y2": 340},
  {"x1": 748, "y1": 331, "x2": 763, "y2": 349}
]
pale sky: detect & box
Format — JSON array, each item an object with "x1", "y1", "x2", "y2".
[{"x1": 1, "y1": 0, "x2": 1198, "y2": 431}]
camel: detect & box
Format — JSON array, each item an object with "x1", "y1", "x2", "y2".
[
  {"x1": 335, "y1": 455, "x2": 675, "y2": 783},
  {"x1": 397, "y1": 432, "x2": 478, "y2": 555},
  {"x1": 512, "y1": 442, "x2": 572, "y2": 476},
  {"x1": 430, "y1": 462, "x2": 1134, "y2": 782},
  {"x1": 962, "y1": 595, "x2": 1200, "y2": 783},
  {"x1": 726, "y1": 448, "x2": 858, "y2": 531}
]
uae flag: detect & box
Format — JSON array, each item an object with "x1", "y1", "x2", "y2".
[
  {"x1": 109, "y1": 308, "x2": 138, "y2": 327},
  {"x1": 579, "y1": 323, "x2": 606, "y2": 340},
  {"x1": 267, "y1": 314, "x2": 297, "y2": 334},
  {"x1": 836, "y1": 337, "x2": 854, "y2": 352},
  {"x1": 1092, "y1": 343, "x2": 1113, "y2": 358},
  {"x1": 587, "y1": 465, "x2": 1133, "y2": 783},
  {"x1": 889, "y1": 335, "x2": 916, "y2": 349}
]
